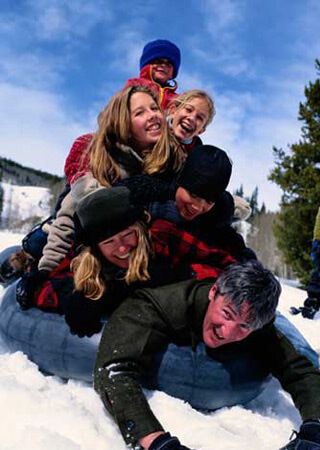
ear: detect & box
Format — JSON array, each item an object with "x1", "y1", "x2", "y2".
[
  {"x1": 167, "y1": 103, "x2": 177, "y2": 117},
  {"x1": 209, "y1": 284, "x2": 217, "y2": 302},
  {"x1": 198, "y1": 126, "x2": 206, "y2": 135}
]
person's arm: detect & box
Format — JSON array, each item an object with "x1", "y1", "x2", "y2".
[
  {"x1": 94, "y1": 294, "x2": 168, "y2": 447},
  {"x1": 117, "y1": 174, "x2": 177, "y2": 206},
  {"x1": 93, "y1": 287, "x2": 191, "y2": 449},
  {"x1": 70, "y1": 172, "x2": 104, "y2": 203},
  {"x1": 38, "y1": 192, "x2": 76, "y2": 272}
]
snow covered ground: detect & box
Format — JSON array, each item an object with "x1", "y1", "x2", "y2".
[
  {"x1": 0, "y1": 231, "x2": 319, "y2": 450},
  {"x1": 0, "y1": 182, "x2": 51, "y2": 230}
]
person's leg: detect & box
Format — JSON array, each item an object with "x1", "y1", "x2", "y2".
[{"x1": 291, "y1": 269, "x2": 320, "y2": 319}]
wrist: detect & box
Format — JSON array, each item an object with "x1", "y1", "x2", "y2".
[{"x1": 139, "y1": 431, "x2": 165, "y2": 449}]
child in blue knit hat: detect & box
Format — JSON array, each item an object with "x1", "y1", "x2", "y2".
[{"x1": 125, "y1": 39, "x2": 181, "y2": 109}]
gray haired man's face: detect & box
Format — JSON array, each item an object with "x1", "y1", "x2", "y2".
[{"x1": 202, "y1": 285, "x2": 253, "y2": 348}]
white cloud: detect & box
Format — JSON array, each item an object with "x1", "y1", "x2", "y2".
[
  {"x1": 196, "y1": 70, "x2": 309, "y2": 212},
  {"x1": 0, "y1": 51, "x2": 62, "y2": 90},
  {"x1": 28, "y1": 0, "x2": 113, "y2": 41},
  {"x1": 187, "y1": 0, "x2": 250, "y2": 77},
  {"x1": 201, "y1": 0, "x2": 243, "y2": 30},
  {"x1": 107, "y1": 29, "x2": 146, "y2": 76},
  {"x1": 0, "y1": 83, "x2": 89, "y2": 175}
]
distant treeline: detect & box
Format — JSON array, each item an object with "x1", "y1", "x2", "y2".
[
  {"x1": 0, "y1": 156, "x2": 63, "y2": 187},
  {"x1": 0, "y1": 156, "x2": 66, "y2": 219}
]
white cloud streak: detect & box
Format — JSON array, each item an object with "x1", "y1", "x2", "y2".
[{"x1": 0, "y1": 83, "x2": 88, "y2": 175}]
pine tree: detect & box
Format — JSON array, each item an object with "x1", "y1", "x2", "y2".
[
  {"x1": 269, "y1": 59, "x2": 320, "y2": 283},
  {"x1": 234, "y1": 184, "x2": 244, "y2": 198},
  {"x1": 233, "y1": 185, "x2": 261, "y2": 219},
  {"x1": 249, "y1": 186, "x2": 259, "y2": 216}
]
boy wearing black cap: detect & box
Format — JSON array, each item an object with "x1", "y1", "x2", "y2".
[
  {"x1": 174, "y1": 144, "x2": 232, "y2": 221},
  {"x1": 119, "y1": 144, "x2": 251, "y2": 268},
  {"x1": 126, "y1": 38, "x2": 181, "y2": 109},
  {"x1": 118, "y1": 144, "x2": 232, "y2": 224}
]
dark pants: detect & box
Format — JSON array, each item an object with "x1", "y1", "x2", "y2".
[{"x1": 307, "y1": 268, "x2": 320, "y2": 300}]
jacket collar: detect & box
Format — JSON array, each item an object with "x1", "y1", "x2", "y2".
[
  {"x1": 186, "y1": 281, "x2": 213, "y2": 349},
  {"x1": 107, "y1": 141, "x2": 146, "y2": 177}
]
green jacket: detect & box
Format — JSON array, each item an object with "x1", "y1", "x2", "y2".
[{"x1": 94, "y1": 279, "x2": 320, "y2": 447}]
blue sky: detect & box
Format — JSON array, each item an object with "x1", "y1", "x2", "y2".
[{"x1": 0, "y1": 0, "x2": 319, "y2": 211}]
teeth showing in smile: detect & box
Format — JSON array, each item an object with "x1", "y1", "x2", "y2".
[
  {"x1": 116, "y1": 253, "x2": 130, "y2": 260},
  {"x1": 147, "y1": 123, "x2": 161, "y2": 131}
]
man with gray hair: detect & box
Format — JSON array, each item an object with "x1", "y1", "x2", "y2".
[{"x1": 94, "y1": 260, "x2": 320, "y2": 450}]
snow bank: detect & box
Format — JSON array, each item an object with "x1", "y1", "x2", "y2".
[{"x1": 0, "y1": 231, "x2": 318, "y2": 449}]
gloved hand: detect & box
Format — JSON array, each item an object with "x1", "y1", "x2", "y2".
[
  {"x1": 280, "y1": 419, "x2": 320, "y2": 449},
  {"x1": 16, "y1": 270, "x2": 49, "y2": 310},
  {"x1": 149, "y1": 432, "x2": 193, "y2": 450},
  {"x1": 59, "y1": 290, "x2": 104, "y2": 338},
  {"x1": 290, "y1": 298, "x2": 319, "y2": 320}
]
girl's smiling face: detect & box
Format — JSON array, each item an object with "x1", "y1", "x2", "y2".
[
  {"x1": 129, "y1": 92, "x2": 164, "y2": 152},
  {"x1": 169, "y1": 97, "x2": 210, "y2": 141},
  {"x1": 98, "y1": 227, "x2": 138, "y2": 268}
]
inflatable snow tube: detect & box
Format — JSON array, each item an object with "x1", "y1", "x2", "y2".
[
  {"x1": 0, "y1": 281, "x2": 318, "y2": 411},
  {"x1": 0, "y1": 245, "x2": 22, "y2": 287}
]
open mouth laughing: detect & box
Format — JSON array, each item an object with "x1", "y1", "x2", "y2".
[{"x1": 178, "y1": 120, "x2": 195, "y2": 137}]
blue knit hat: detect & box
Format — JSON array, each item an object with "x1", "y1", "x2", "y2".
[{"x1": 139, "y1": 39, "x2": 181, "y2": 78}]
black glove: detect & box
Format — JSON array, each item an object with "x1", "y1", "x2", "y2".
[
  {"x1": 59, "y1": 290, "x2": 104, "y2": 338},
  {"x1": 290, "y1": 298, "x2": 319, "y2": 320},
  {"x1": 280, "y1": 419, "x2": 320, "y2": 449},
  {"x1": 149, "y1": 432, "x2": 193, "y2": 450},
  {"x1": 16, "y1": 270, "x2": 49, "y2": 310}
]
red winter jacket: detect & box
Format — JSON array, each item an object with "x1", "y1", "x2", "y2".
[{"x1": 125, "y1": 64, "x2": 179, "y2": 110}]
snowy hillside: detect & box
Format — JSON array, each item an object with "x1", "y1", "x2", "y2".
[
  {"x1": 0, "y1": 231, "x2": 319, "y2": 450},
  {"x1": 0, "y1": 182, "x2": 51, "y2": 230}
]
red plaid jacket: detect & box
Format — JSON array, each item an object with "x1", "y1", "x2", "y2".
[
  {"x1": 35, "y1": 220, "x2": 237, "y2": 311},
  {"x1": 151, "y1": 219, "x2": 237, "y2": 280}
]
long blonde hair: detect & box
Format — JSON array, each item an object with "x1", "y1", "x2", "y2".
[
  {"x1": 79, "y1": 84, "x2": 189, "y2": 184},
  {"x1": 71, "y1": 219, "x2": 152, "y2": 300},
  {"x1": 143, "y1": 122, "x2": 185, "y2": 175},
  {"x1": 81, "y1": 85, "x2": 163, "y2": 187}
]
